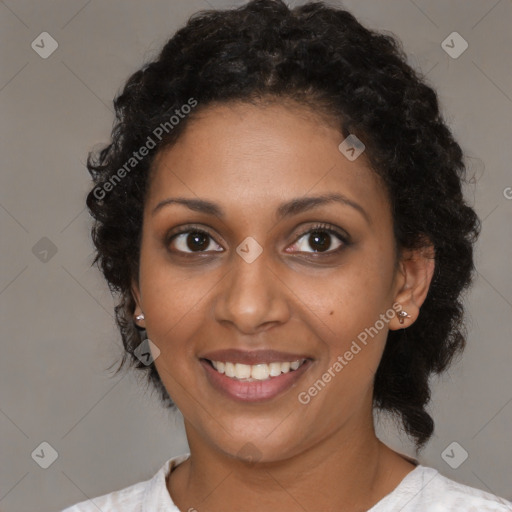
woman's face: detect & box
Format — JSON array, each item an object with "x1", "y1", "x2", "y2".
[{"x1": 133, "y1": 101, "x2": 408, "y2": 462}]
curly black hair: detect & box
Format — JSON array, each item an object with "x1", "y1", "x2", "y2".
[{"x1": 86, "y1": 0, "x2": 480, "y2": 451}]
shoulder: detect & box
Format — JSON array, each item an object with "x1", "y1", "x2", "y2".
[
  {"x1": 378, "y1": 465, "x2": 512, "y2": 512},
  {"x1": 60, "y1": 453, "x2": 190, "y2": 512},
  {"x1": 60, "y1": 479, "x2": 146, "y2": 512}
]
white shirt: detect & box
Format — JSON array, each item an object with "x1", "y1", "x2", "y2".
[{"x1": 61, "y1": 452, "x2": 512, "y2": 511}]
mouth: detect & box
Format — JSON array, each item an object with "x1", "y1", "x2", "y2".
[
  {"x1": 200, "y1": 357, "x2": 313, "y2": 402},
  {"x1": 203, "y1": 358, "x2": 308, "y2": 381}
]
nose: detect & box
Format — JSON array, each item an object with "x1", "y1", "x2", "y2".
[{"x1": 213, "y1": 249, "x2": 291, "y2": 335}]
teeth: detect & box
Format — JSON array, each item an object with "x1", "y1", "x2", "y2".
[
  {"x1": 251, "y1": 364, "x2": 269, "y2": 380},
  {"x1": 210, "y1": 359, "x2": 306, "y2": 381},
  {"x1": 269, "y1": 362, "x2": 282, "y2": 377},
  {"x1": 224, "y1": 362, "x2": 235, "y2": 377},
  {"x1": 235, "y1": 363, "x2": 252, "y2": 379}
]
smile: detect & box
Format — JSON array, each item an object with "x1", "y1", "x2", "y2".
[
  {"x1": 208, "y1": 359, "x2": 307, "y2": 381},
  {"x1": 200, "y1": 357, "x2": 312, "y2": 402}
]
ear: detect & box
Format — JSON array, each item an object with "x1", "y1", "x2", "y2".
[
  {"x1": 389, "y1": 239, "x2": 435, "y2": 330},
  {"x1": 131, "y1": 278, "x2": 146, "y2": 328}
]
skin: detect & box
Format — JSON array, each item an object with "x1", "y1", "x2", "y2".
[{"x1": 131, "y1": 100, "x2": 435, "y2": 512}]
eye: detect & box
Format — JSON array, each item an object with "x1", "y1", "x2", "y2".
[
  {"x1": 165, "y1": 223, "x2": 350, "y2": 256},
  {"x1": 166, "y1": 227, "x2": 223, "y2": 254},
  {"x1": 289, "y1": 223, "x2": 349, "y2": 254}
]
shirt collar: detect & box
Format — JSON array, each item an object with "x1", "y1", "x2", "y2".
[{"x1": 142, "y1": 452, "x2": 191, "y2": 511}]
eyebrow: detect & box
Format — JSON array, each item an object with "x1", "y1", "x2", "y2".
[{"x1": 151, "y1": 192, "x2": 371, "y2": 224}]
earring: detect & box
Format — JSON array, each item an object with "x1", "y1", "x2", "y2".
[
  {"x1": 135, "y1": 313, "x2": 145, "y2": 321},
  {"x1": 397, "y1": 310, "x2": 411, "y2": 324}
]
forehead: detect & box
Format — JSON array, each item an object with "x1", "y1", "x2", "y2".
[{"x1": 146, "y1": 102, "x2": 390, "y2": 223}]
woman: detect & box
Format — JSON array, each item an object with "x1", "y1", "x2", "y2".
[{"x1": 62, "y1": 1, "x2": 511, "y2": 510}]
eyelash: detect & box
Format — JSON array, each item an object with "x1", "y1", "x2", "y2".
[{"x1": 165, "y1": 222, "x2": 350, "y2": 257}]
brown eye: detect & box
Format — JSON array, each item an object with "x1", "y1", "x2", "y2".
[
  {"x1": 167, "y1": 229, "x2": 223, "y2": 254},
  {"x1": 309, "y1": 231, "x2": 332, "y2": 252},
  {"x1": 295, "y1": 230, "x2": 342, "y2": 253},
  {"x1": 289, "y1": 223, "x2": 349, "y2": 255}
]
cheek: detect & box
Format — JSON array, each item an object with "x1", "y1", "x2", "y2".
[
  {"x1": 298, "y1": 260, "x2": 391, "y2": 335},
  {"x1": 142, "y1": 276, "x2": 205, "y2": 352},
  {"x1": 137, "y1": 244, "x2": 209, "y2": 359},
  {"x1": 295, "y1": 273, "x2": 389, "y2": 423},
  {"x1": 140, "y1": 274, "x2": 209, "y2": 408},
  {"x1": 289, "y1": 252, "x2": 394, "y2": 378}
]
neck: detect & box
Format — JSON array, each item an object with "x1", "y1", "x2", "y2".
[{"x1": 167, "y1": 414, "x2": 415, "y2": 512}]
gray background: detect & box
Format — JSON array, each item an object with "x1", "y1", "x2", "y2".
[{"x1": 1, "y1": 0, "x2": 511, "y2": 510}]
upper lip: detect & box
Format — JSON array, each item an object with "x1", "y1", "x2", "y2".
[{"x1": 200, "y1": 349, "x2": 311, "y2": 365}]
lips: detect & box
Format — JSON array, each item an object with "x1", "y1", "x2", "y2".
[{"x1": 199, "y1": 349, "x2": 313, "y2": 402}]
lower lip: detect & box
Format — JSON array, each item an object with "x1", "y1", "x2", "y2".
[{"x1": 200, "y1": 359, "x2": 312, "y2": 403}]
